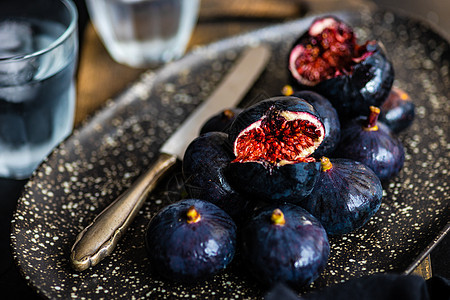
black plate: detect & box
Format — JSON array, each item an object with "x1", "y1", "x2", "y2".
[{"x1": 11, "y1": 9, "x2": 450, "y2": 299}]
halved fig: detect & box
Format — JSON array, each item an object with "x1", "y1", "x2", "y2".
[
  {"x1": 225, "y1": 96, "x2": 325, "y2": 203},
  {"x1": 288, "y1": 16, "x2": 394, "y2": 120}
]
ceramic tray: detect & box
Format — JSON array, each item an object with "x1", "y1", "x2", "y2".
[{"x1": 11, "y1": 9, "x2": 450, "y2": 299}]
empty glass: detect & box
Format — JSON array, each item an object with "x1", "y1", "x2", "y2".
[
  {"x1": 0, "y1": 0, "x2": 78, "y2": 179},
  {"x1": 85, "y1": 0, "x2": 200, "y2": 68}
]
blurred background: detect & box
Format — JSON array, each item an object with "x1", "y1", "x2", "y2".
[
  {"x1": 74, "y1": 0, "x2": 450, "y2": 126},
  {"x1": 1, "y1": 0, "x2": 448, "y2": 298},
  {"x1": 371, "y1": 0, "x2": 450, "y2": 37}
]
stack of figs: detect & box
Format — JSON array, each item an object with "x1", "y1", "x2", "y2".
[{"x1": 145, "y1": 16, "x2": 415, "y2": 290}]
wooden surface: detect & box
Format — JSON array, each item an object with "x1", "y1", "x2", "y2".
[{"x1": 74, "y1": 0, "x2": 432, "y2": 279}]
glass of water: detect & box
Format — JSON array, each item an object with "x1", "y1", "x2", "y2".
[
  {"x1": 85, "y1": 0, "x2": 200, "y2": 68},
  {"x1": 0, "y1": 0, "x2": 78, "y2": 179}
]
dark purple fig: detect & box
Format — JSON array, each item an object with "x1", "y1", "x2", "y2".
[
  {"x1": 334, "y1": 106, "x2": 405, "y2": 181},
  {"x1": 379, "y1": 86, "x2": 415, "y2": 133},
  {"x1": 283, "y1": 86, "x2": 341, "y2": 157},
  {"x1": 301, "y1": 157, "x2": 383, "y2": 235},
  {"x1": 226, "y1": 96, "x2": 325, "y2": 203},
  {"x1": 241, "y1": 203, "x2": 330, "y2": 287},
  {"x1": 182, "y1": 132, "x2": 249, "y2": 220},
  {"x1": 226, "y1": 160, "x2": 320, "y2": 204},
  {"x1": 145, "y1": 199, "x2": 237, "y2": 283},
  {"x1": 288, "y1": 16, "x2": 394, "y2": 120},
  {"x1": 199, "y1": 108, "x2": 243, "y2": 135}
]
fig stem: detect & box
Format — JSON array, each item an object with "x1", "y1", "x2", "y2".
[
  {"x1": 320, "y1": 157, "x2": 333, "y2": 171},
  {"x1": 281, "y1": 85, "x2": 294, "y2": 96},
  {"x1": 186, "y1": 206, "x2": 201, "y2": 224},
  {"x1": 271, "y1": 209, "x2": 286, "y2": 226},
  {"x1": 400, "y1": 91, "x2": 409, "y2": 101},
  {"x1": 223, "y1": 109, "x2": 235, "y2": 120},
  {"x1": 364, "y1": 106, "x2": 380, "y2": 131}
]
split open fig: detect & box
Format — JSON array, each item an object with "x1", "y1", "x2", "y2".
[
  {"x1": 225, "y1": 96, "x2": 325, "y2": 203},
  {"x1": 288, "y1": 16, "x2": 394, "y2": 120}
]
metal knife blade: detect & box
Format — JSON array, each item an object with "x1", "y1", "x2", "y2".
[{"x1": 70, "y1": 45, "x2": 271, "y2": 271}]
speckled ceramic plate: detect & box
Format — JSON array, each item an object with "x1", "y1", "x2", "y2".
[{"x1": 11, "y1": 9, "x2": 450, "y2": 299}]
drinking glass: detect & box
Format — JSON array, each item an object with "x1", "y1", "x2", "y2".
[
  {"x1": 0, "y1": 0, "x2": 78, "y2": 179},
  {"x1": 85, "y1": 0, "x2": 200, "y2": 67}
]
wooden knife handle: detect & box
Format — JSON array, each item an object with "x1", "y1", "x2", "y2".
[{"x1": 70, "y1": 153, "x2": 177, "y2": 271}]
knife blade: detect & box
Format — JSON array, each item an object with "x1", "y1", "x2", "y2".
[{"x1": 70, "y1": 45, "x2": 271, "y2": 271}]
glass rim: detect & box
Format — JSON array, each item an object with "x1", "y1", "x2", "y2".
[{"x1": 0, "y1": 0, "x2": 78, "y2": 62}]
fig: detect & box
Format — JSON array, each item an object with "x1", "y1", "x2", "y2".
[
  {"x1": 241, "y1": 204, "x2": 330, "y2": 287},
  {"x1": 182, "y1": 132, "x2": 249, "y2": 220},
  {"x1": 301, "y1": 157, "x2": 383, "y2": 235},
  {"x1": 379, "y1": 86, "x2": 415, "y2": 133},
  {"x1": 225, "y1": 96, "x2": 325, "y2": 203},
  {"x1": 334, "y1": 106, "x2": 405, "y2": 181},
  {"x1": 288, "y1": 16, "x2": 394, "y2": 120},
  {"x1": 283, "y1": 86, "x2": 341, "y2": 157},
  {"x1": 199, "y1": 108, "x2": 243, "y2": 135},
  {"x1": 145, "y1": 199, "x2": 237, "y2": 283}
]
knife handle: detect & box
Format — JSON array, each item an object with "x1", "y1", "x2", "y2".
[{"x1": 70, "y1": 153, "x2": 177, "y2": 271}]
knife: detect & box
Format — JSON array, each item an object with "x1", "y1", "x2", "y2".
[{"x1": 70, "y1": 45, "x2": 271, "y2": 271}]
